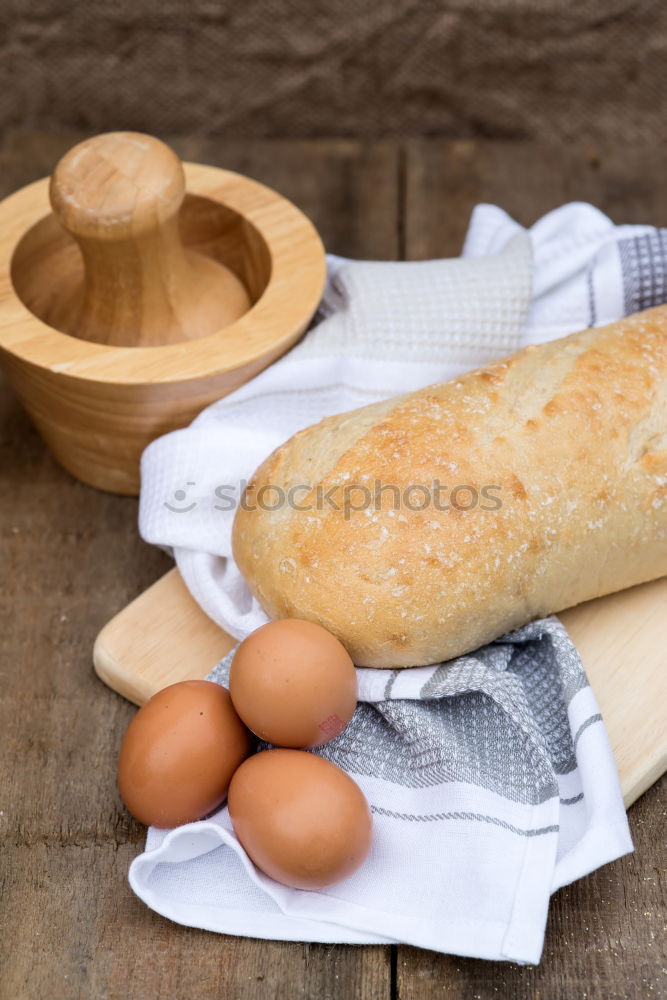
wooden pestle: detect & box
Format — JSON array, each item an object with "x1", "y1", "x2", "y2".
[
  {"x1": 46, "y1": 131, "x2": 251, "y2": 347},
  {"x1": 0, "y1": 131, "x2": 325, "y2": 492}
]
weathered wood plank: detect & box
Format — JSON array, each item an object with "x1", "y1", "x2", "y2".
[
  {"x1": 397, "y1": 138, "x2": 667, "y2": 997},
  {"x1": 0, "y1": 842, "x2": 390, "y2": 1000},
  {"x1": 404, "y1": 139, "x2": 667, "y2": 259},
  {"x1": 3, "y1": 131, "x2": 665, "y2": 998},
  {"x1": 0, "y1": 130, "x2": 399, "y2": 260},
  {"x1": 173, "y1": 136, "x2": 400, "y2": 261},
  {"x1": 0, "y1": 132, "x2": 396, "y2": 1000},
  {"x1": 395, "y1": 779, "x2": 665, "y2": 1000}
]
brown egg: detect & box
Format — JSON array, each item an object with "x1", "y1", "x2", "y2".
[
  {"x1": 118, "y1": 680, "x2": 251, "y2": 828},
  {"x1": 228, "y1": 748, "x2": 372, "y2": 889},
  {"x1": 229, "y1": 619, "x2": 357, "y2": 748}
]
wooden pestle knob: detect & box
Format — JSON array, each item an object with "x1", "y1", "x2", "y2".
[{"x1": 47, "y1": 132, "x2": 251, "y2": 347}]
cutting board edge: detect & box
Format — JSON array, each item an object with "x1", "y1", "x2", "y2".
[{"x1": 93, "y1": 568, "x2": 667, "y2": 810}]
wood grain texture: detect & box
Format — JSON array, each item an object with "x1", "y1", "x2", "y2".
[
  {"x1": 0, "y1": 136, "x2": 325, "y2": 493},
  {"x1": 404, "y1": 139, "x2": 667, "y2": 260},
  {"x1": 0, "y1": 131, "x2": 401, "y2": 261},
  {"x1": 0, "y1": 841, "x2": 390, "y2": 1000},
  {"x1": 2, "y1": 132, "x2": 666, "y2": 999},
  {"x1": 0, "y1": 133, "x2": 396, "y2": 1000},
  {"x1": 94, "y1": 568, "x2": 236, "y2": 706},
  {"x1": 47, "y1": 132, "x2": 251, "y2": 346},
  {"x1": 92, "y1": 566, "x2": 667, "y2": 810},
  {"x1": 397, "y1": 134, "x2": 667, "y2": 999},
  {"x1": 397, "y1": 779, "x2": 665, "y2": 1000},
  {"x1": 560, "y1": 581, "x2": 667, "y2": 807}
]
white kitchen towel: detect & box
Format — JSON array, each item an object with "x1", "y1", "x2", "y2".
[
  {"x1": 130, "y1": 619, "x2": 630, "y2": 964},
  {"x1": 139, "y1": 201, "x2": 659, "y2": 643},
  {"x1": 132, "y1": 201, "x2": 652, "y2": 962}
]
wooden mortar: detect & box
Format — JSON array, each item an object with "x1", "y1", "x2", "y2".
[{"x1": 0, "y1": 131, "x2": 326, "y2": 494}]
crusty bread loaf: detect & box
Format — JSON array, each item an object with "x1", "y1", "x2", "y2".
[{"x1": 232, "y1": 306, "x2": 667, "y2": 667}]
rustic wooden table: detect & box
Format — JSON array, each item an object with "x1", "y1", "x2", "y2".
[{"x1": 0, "y1": 131, "x2": 664, "y2": 1000}]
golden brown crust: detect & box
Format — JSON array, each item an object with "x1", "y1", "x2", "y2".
[{"x1": 232, "y1": 306, "x2": 667, "y2": 667}]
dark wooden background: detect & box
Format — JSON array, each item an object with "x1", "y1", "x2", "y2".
[{"x1": 0, "y1": 131, "x2": 665, "y2": 999}]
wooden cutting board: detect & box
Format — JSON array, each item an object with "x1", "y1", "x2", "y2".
[{"x1": 93, "y1": 568, "x2": 667, "y2": 809}]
